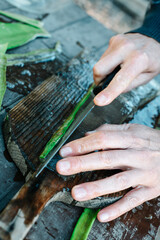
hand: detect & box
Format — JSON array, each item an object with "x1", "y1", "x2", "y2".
[
  {"x1": 93, "y1": 33, "x2": 160, "y2": 106},
  {"x1": 56, "y1": 123, "x2": 160, "y2": 222}
]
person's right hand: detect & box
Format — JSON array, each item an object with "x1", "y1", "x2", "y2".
[{"x1": 93, "y1": 33, "x2": 160, "y2": 106}]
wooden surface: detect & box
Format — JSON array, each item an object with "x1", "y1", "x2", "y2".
[{"x1": 0, "y1": 0, "x2": 160, "y2": 239}]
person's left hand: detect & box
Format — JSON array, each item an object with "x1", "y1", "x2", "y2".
[{"x1": 56, "y1": 123, "x2": 160, "y2": 222}]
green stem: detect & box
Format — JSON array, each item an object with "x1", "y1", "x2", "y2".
[
  {"x1": 39, "y1": 83, "x2": 95, "y2": 161},
  {"x1": 70, "y1": 208, "x2": 100, "y2": 240}
]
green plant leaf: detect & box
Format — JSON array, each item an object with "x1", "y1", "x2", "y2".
[
  {"x1": 0, "y1": 22, "x2": 50, "y2": 49},
  {"x1": 0, "y1": 10, "x2": 43, "y2": 28},
  {"x1": 0, "y1": 43, "x2": 8, "y2": 110},
  {"x1": 39, "y1": 83, "x2": 95, "y2": 160},
  {"x1": 70, "y1": 208, "x2": 100, "y2": 240}
]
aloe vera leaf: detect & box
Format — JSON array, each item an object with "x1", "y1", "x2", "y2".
[
  {"x1": 0, "y1": 43, "x2": 8, "y2": 109},
  {"x1": 6, "y1": 42, "x2": 62, "y2": 66},
  {"x1": 0, "y1": 22, "x2": 50, "y2": 50},
  {"x1": 0, "y1": 43, "x2": 8, "y2": 54},
  {"x1": 70, "y1": 208, "x2": 100, "y2": 240},
  {"x1": 0, "y1": 10, "x2": 43, "y2": 28},
  {"x1": 40, "y1": 83, "x2": 96, "y2": 160}
]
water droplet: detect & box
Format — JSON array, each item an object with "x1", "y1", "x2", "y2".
[{"x1": 21, "y1": 69, "x2": 32, "y2": 76}]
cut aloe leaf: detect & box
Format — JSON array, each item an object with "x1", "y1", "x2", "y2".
[
  {"x1": 0, "y1": 22, "x2": 50, "y2": 50},
  {"x1": 0, "y1": 10, "x2": 43, "y2": 28},
  {"x1": 0, "y1": 43, "x2": 8, "y2": 109},
  {"x1": 6, "y1": 42, "x2": 62, "y2": 66},
  {"x1": 0, "y1": 10, "x2": 50, "y2": 50},
  {"x1": 39, "y1": 83, "x2": 95, "y2": 160},
  {"x1": 70, "y1": 208, "x2": 100, "y2": 240}
]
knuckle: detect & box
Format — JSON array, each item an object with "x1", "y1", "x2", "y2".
[
  {"x1": 98, "y1": 152, "x2": 112, "y2": 167},
  {"x1": 73, "y1": 156, "x2": 84, "y2": 171},
  {"x1": 121, "y1": 123, "x2": 132, "y2": 131},
  {"x1": 109, "y1": 34, "x2": 123, "y2": 45},
  {"x1": 78, "y1": 142, "x2": 87, "y2": 153},
  {"x1": 93, "y1": 64, "x2": 101, "y2": 77},
  {"x1": 116, "y1": 173, "x2": 128, "y2": 189},
  {"x1": 120, "y1": 38, "x2": 135, "y2": 51},
  {"x1": 129, "y1": 134, "x2": 144, "y2": 149},
  {"x1": 132, "y1": 50, "x2": 149, "y2": 65},
  {"x1": 128, "y1": 123, "x2": 139, "y2": 130},
  {"x1": 95, "y1": 131, "x2": 107, "y2": 144},
  {"x1": 124, "y1": 195, "x2": 140, "y2": 208}
]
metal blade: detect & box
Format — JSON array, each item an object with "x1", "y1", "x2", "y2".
[{"x1": 35, "y1": 93, "x2": 95, "y2": 177}]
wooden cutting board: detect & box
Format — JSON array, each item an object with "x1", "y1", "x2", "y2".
[{"x1": 1, "y1": 50, "x2": 160, "y2": 240}]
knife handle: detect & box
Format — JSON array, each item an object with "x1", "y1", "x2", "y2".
[{"x1": 93, "y1": 65, "x2": 121, "y2": 95}]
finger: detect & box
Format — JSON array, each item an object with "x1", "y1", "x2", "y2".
[
  {"x1": 124, "y1": 72, "x2": 156, "y2": 92},
  {"x1": 59, "y1": 130, "x2": 147, "y2": 157},
  {"x1": 86, "y1": 123, "x2": 131, "y2": 135},
  {"x1": 97, "y1": 186, "x2": 153, "y2": 222},
  {"x1": 57, "y1": 149, "x2": 147, "y2": 175},
  {"x1": 93, "y1": 51, "x2": 123, "y2": 84},
  {"x1": 94, "y1": 52, "x2": 148, "y2": 106},
  {"x1": 71, "y1": 169, "x2": 146, "y2": 201}
]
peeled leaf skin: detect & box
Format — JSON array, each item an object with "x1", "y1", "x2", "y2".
[
  {"x1": 0, "y1": 10, "x2": 43, "y2": 28},
  {"x1": 70, "y1": 208, "x2": 100, "y2": 240},
  {"x1": 0, "y1": 22, "x2": 50, "y2": 49},
  {"x1": 0, "y1": 44, "x2": 7, "y2": 109}
]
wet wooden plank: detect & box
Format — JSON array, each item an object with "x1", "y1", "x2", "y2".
[
  {"x1": 0, "y1": 1, "x2": 13, "y2": 10},
  {"x1": 43, "y1": 15, "x2": 114, "y2": 58}
]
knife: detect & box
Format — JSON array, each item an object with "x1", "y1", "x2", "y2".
[{"x1": 35, "y1": 65, "x2": 121, "y2": 177}]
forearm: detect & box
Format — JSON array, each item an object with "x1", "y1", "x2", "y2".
[{"x1": 129, "y1": 0, "x2": 160, "y2": 43}]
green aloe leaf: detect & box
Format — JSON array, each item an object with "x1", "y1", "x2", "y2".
[
  {"x1": 0, "y1": 10, "x2": 43, "y2": 28},
  {"x1": 0, "y1": 10, "x2": 50, "y2": 50},
  {"x1": 39, "y1": 83, "x2": 95, "y2": 160},
  {"x1": 70, "y1": 208, "x2": 100, "y2": 240},
  {"x1": 0, "y1": 22, "x2": 50, "y2": 49},
  {"x1": 6, "y1": 42, "x2": 62, "y2": 66},
  {"x1": 0, "y1": 43, "x2": 8, "y2": 109}
]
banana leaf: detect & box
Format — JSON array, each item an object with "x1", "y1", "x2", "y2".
[
  {"x1": 0, "y1": 10, "x2": 50, "y2": 50},
  {"x1": 0, "y1": 43, "x2": 8, "y2": 109},
  {"x1": 6, "y1": 42, "x2": 62, "y2": 66}
]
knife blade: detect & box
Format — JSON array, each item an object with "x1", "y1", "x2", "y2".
[{"x1": 35, "y1": 65, "x2": 121, "y2": 177}]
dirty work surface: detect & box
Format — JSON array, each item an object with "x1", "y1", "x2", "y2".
[{"x1": 0, "y1": 0, "x2": 160, "y2": 239}]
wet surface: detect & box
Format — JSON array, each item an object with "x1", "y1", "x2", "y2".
[{"x1": 6, "y1": 54, "x2": 68, "y2": 96}]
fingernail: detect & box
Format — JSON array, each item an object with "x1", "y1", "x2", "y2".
[
  {"x1": 99, "y1": 212, "x2": 109, "y2": 222},
  {"x1": 58, "y1": 161, "x2": 70, "y2": 172},
  {"x1": 94, "y1": 94, "x2": 109, "y2": 105},
  {"x1": 74, "y1": 187, "x2": 87, "y2": 200},
  {"x1": 60, "y1": 147, "x2": 72, "y2": 157}
]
